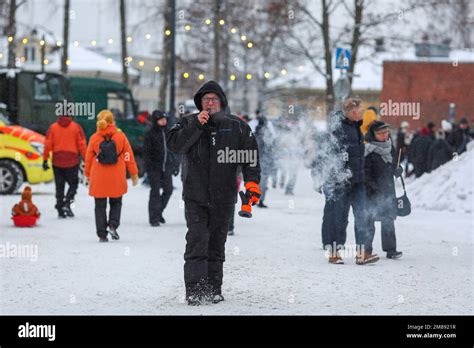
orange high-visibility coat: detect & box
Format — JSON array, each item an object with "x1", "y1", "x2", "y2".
[{"x1": 84, "y1": 125, "x2": 138, "y2": 198}]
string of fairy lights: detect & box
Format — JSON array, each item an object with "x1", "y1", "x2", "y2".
[{"x1": 3, "y1": 17, "x2": 300, "y2": 81}]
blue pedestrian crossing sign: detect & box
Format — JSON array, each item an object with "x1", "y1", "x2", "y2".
[{"x1": 335, "y1": 48, "x2": 351, "y2": 69}]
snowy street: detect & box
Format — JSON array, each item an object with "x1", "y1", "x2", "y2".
[{"x1": 1, "y1": 165, "x2": 472, "y2": 315}]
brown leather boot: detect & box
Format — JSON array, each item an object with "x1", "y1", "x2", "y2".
[
  {"x1": 328, "y1": 251, "x2": 344, "y2": 264},
  {"x1": 356, "y1": 251, "x2": 380, "y2": 265}
]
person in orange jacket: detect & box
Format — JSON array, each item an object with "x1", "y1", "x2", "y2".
[
  {"x1": 84, "y1": 110, "x2": 139, "y2": 242},
  {"x1": 43, "y1": 115, "x2": 87, "y2": 218}
]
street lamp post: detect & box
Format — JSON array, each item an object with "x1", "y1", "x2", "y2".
[{"x1": 169, "y1": 0, "x2": 176, "y2": 120}]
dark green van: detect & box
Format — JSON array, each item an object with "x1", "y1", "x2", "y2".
[{"x1": 69, "y1": 77, "x2": 146, "y2": 157}]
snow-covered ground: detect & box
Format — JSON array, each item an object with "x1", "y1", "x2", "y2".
[{"x1": 0, "y1": 165, "x2": 472, "y2": 315}]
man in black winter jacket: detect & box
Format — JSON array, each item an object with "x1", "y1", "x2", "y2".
[
  {"x1": 321, "y1": 98, "x2": 379, "y2": 265},
  {"x1": 167, "y1": 80, "x2": 261, "y2": 305},
  {"x1": 143, "y1": 110, "x2": 179, "y2": 226}
]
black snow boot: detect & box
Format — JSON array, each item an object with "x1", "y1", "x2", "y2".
[
  {"x1": 56, "y1": 203, "x2": 67, "y2": 218},
  {"x1": 99, "y1": 236, "x2": 109, "y2": 242},
  {"x1": 62, "y1": 200, "x2": 74, "y2": 217},
  {"x1": 109, "y1": 226, "x2": 120, "y2": 240},
  {"x1": 186, "y1": 294, "x2": 202, "y2": 306},
  {"x1": 387, "y1": 250, "x2": 403, "y2": 259},
  {"x1": 159, "y1": 216, "x2": 166, "y2": 224},
  {"x1": 203, "y1": 284, "x2": 224, "y2": 304},
  {"x1": 211, "y1": 294, "x2": 225, "y2": 304}
]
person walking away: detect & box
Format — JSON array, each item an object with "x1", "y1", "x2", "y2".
[
  {"x1": 143, "y1": 110, "x2": 176, "y2": 226},
  {"x1": 84, "y1": 110, "x2": 139, "y2": 242},
  {"x1": 254, "y1": 113, "x2": 275, "y2": 207},
  {"x1": 364, "y1": 121, "x2": 403, "y2": 260},
  {"x1": 167, "y1": 81, "x2": 260, "y2": 305},
  {"x1": 43, "y1": 115, "x2": 86, "y2": 218}
]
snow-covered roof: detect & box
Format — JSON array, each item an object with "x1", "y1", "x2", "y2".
[
  {"x1": 42, "y1": 45, "x2": 139, "y2": 76},
  {"x1": 268, "y1": 46, "x2": 474, "y2": 92},
  {"x1": 0, "y1": 38, "x2": 138, "y2": 76}
]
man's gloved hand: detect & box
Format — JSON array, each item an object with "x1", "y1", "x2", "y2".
[
  {"x1": 172, "y1": 166, "x2": 180, "y2": 176},
  {"x1": 42, "y1": 160, "x2": 50, "y2": 171},
  {"x1": 394, "y1": 166, "x2": 403, "y2": 178},
  {"x1": 131, "y1": 174, "x2": 139, "y2": 186},
  {"x1": 238, "y1": 182, "x2": 261, "y2": 218},
  {"x1": 244, "y1": 182, "x2": 261, "y2": 206}
]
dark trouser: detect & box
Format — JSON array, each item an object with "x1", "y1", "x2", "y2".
[
  {"x1": 366, "y1": 216, "x2": 397, "y2": 254},
  {"x1": 148, "y1": 168, "x2": 174, "y2": 224},
  {"x1": 285, "y1": 169, "x2": 297, "y2": 194},
  {"x1": 321, "y1": 183, "x2": 369, "y2": 252},
  {"x1": 94, "y1": 197, "x2": 122, "y2": 238},
  {"x1": 53, "y1": 165, "x2": 79, "y2": 209},
  {"x1": 260, "y1": 172, "x2": 269, "y2": 202},
  {"x1": 270, "y1": 168, "x2": 278, "y2": 188},
  {"x1": 228, "y1": 205, "x2": 235, "y2": 232},
  {"x1": 183, "y1": 200, "x2": 234, "y2": 297}
]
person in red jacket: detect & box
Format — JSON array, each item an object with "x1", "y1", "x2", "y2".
[{"x1": 43, "y1": 115, "x2": 87, "y2": 218}]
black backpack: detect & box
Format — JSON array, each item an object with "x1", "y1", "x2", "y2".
[{"x1": 97, "y1": 134, "x2": 119, "y2": 164}]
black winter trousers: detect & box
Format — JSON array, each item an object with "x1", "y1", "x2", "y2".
[
  {"x1": 94, "y1": 197, "x2": 122, "y2": 238},
  {"x1": 366, "y1": 216, "x2": 397, "y2": 253},
  {"x1": 148, "y1": 168, "x2": 174, "y2": 224},
  {"x1": 53, "y1": 165, "x2": 79, "y2": 208},
  {"x1": 183, "y1": 199, "x2": 234, "y2": 297}
]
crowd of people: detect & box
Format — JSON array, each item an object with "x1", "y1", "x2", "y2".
[
  {"x1": 398, "y1": 117, "x2": 471, "y2": 178},
  {"x1": 10, "y1": 79, "x2": 472, "y2": 306}
]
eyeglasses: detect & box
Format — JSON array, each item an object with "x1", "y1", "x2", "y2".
[{"x1": 202, "y1": 97, "x2": 220, "y2": 104}]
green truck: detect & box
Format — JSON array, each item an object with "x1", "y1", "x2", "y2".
[{"x1": 0, "y1": 70, "x2": 147, "y2": 174}]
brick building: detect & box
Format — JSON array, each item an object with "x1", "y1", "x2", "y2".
[{"x1": 380, "y1": 59, "x2": 474, "y2": 130}]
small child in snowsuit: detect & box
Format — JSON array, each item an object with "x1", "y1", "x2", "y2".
[{"x1": 12, "y1": 186, "x2": 41, "y2": 227}]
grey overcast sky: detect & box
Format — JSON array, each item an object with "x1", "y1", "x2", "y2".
[{"x1": 14, "y1": 0, "x2": 435, "y2": 57}]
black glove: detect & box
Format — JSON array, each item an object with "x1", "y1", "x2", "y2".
[
  {"x1": 42, "y1": 160, "x2": 50, "y2": 171},
  {"x1": 394, "y1": 166, "x2": 403, "y2": 178}
]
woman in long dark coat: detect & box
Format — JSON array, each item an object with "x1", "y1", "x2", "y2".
[{"x1": 364, "y1": 121, "x2": 403, "y2": 259}]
